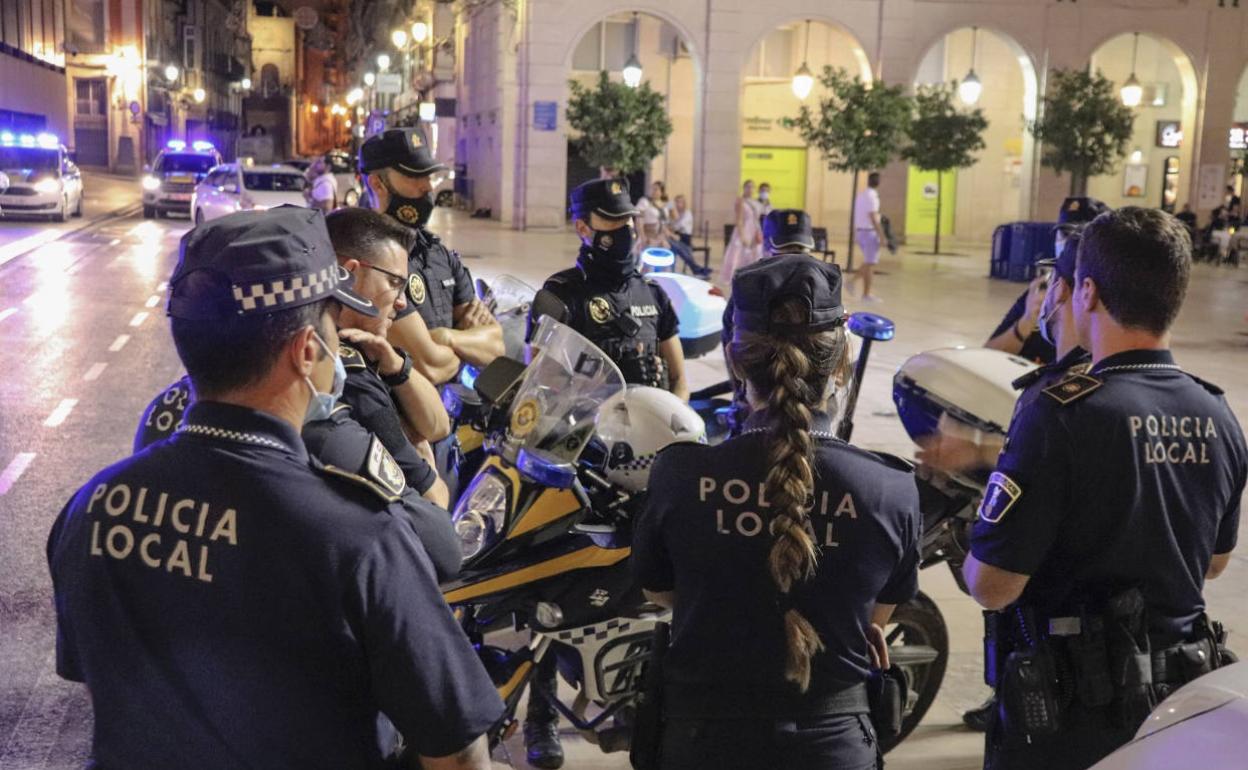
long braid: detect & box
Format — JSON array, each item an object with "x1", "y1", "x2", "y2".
[{"x1": 731, "y1": 298, "x2": 850, "y2": 692}]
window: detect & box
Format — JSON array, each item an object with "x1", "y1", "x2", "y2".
[
  {"x1": 243, "y1": 172, "x2": 307, "y2": 192},
  {"x1": 74, "y1": 79, "x2": 107, "y2": 117},
  {"x1": 68, "y1": 0, "x2": 106, "y2": 54},
  {"x1": 571, "y1": 18, "x2": 637, "y2": 72},
  {"x1": 156, "y1": 154, "x2": 216, "y2": 174}
]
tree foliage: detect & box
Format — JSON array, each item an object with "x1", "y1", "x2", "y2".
[
  {"x1": 789, "y1": 67, "x2": 912, "y2": 174},
  {"x1": 566, "y1": 71, "x2": 673, "y2": 174},
  {"x1": 1028, "y1": 68, "x2": 1135, "y2": 195},
  {"x1": 903, "y1": 84, "x2": 988, "y2": 173}
]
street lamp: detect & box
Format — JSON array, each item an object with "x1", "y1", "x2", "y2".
[
  {"x1": 377, "y1": 53, "x2": 391, "y2": 72},
  {"x1": 364, "y1": 72, "x2": 376, "y2": 87},
  {"x1": 192, "y1": 87, "x2": 206, "y2": 103},
  {"x1": 622, "y1": 12, "x2": 642, "y2": 88},
  {"x1": 1120, "y1": 32, "x2": 1143, "y2": 108},
  {"x1": 392, "y1": 29, "x2": 408, "y2": 49},
  {"x1": 958, "y1": 27, "x2": 983, "y2": 105},
  {"x1": 411, "y1": 21, "x2": 429, "y2": 44},
  {"x1": 791, "y1": 20, "x2": 814, "y2": 100},
  {"x1": 311, "y1": 104, "x2": 320, "y2": 114},
  {"x1": 347, "y1": 87, "x2": 364, "y2": 105},
  {"x1": 164, "y1": 64, "x2": 179, "y2": 83},
  {"x1": 419, "y1": 101, "x2": 436, "y2": 122},
  {"x1": 241, "y1": 77, "x2": 252, "y2": 90}
]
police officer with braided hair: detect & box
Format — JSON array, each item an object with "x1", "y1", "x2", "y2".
[
  {"x1": 965, "y1": 207, "x2": 1247, "y2": 769},
  {"x1": 634, "y1": 254, "x2": 921, "y2": 770},
  {"x1": 49, "y1": 207, "x2": 503, "y2": 768},
  {"x1": 528, "y1": 177, "x2": 688, "y2": 400}
]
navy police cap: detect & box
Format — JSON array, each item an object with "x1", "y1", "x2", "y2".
[
  {"x1": 167, "y1": 206, "x2": 379, "y2": 321},
  {"x1": 1058, "y1": 197, "x2": 1109, "y2": 226},
  {"x1": 570, "y1": 177, "x2": 639, "y2": 220},
  {"x1": 732, "y1": 253, "x2": 845, "y2": 335},
  {"x1": 358, "y1": 127, "x2": 447, "y2": 177},
  {"x1": 763, "y1": 209, "x2": 815, "y2": 251}
]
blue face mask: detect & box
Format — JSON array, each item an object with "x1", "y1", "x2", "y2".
[{"x1": 304, "y1": 332, "x2": 346, "y2": 424}]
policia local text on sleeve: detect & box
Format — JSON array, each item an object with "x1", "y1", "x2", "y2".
[
  {"x1": 963, "y1": 207, "x2": 1248, "y2": 770},
  {"x1": 49, "y1": 207, "x2": 503, "y2": 769}
]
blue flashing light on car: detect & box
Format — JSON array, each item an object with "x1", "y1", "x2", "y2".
[
  {"x1": 18, "y1": 134, "x2": 36, "y2": 146},
  {"x1": 192, "y1": 140, "x2": 215, "y2": 152},
  {"x1": 0, "y1": 131, "x2": 13, "y2": 144},
  {"x1": 166, "y1": 139, "x2": 187, "y2": 151},
  {"x1": 36, "y1": 133, "x2": 58, "y2": 148},
  {"x1": 641, "y1": 247, "x2": 676, "y2": 269}
]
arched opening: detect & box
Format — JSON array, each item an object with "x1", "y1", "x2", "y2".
[
  {"x1": 1087, "y1": 33, "x2": 1198, "y2": 214},
  {"x1": 911, "y1": 27, "x2": 1038, "y2": 244},
  {"x1": 564, "y1": 12, "x2": 698, "y2": 218},
  {"x1": 736, "y1": 20, "x2": 872, "y2": 241},
  {"x1": 1227, "y1": 65, "x2": 1248, "y2": 200}
]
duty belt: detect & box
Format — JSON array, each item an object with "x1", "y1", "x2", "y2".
[{"x1": 663, "y1": 681, "x2": 869, "y2": 719}]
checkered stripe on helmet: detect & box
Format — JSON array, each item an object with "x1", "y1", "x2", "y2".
[
  {"x1": 231, "y1": 267, "x2": 336, "y2": 314},
  {"x1": 554, "y1": 619, "x2": 633, "y2": 646},
  {"x1": 612, "y1": 453, "x2": 656, "y2": 473}
]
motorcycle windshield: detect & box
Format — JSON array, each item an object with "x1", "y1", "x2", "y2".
[
  {"x1": 503, "y1": 316, "x2": 625, "y2": 466},
  {"x1": 489, "y1": 274, "x2": 538, "y2": 315}
]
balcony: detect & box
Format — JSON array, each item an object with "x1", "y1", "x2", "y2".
[{"x1": 209, "y1": 53, "x2": 246, "y2": 79}]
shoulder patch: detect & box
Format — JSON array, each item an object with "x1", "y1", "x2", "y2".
[
  {"x1": 366, "y1": 435, "x2": 407, "y2": 497},
  {"x1": 339, "y1": 344, "x2": 367, "y2": 370},
  {"x1": 1042, "y1": 373, "x2": 1103, "y2": 405},
  {"x1": 978, "y1": 472, "x2": 1021, "y2": 524},
  {"x1": 315, "y1": 461, "x2": 402, "y2": 504}
]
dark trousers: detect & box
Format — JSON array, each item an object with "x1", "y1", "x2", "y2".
[
  {"x1": 668, "y1": 236, "x2": 706, "y2": 274},
  {"x1": 432, "y1": 432, "x2": 462, "y2": 508},
  {"x1": 984, "y1": 698, "x2": 1138, "y2": 770},
  {"x1": 659, "y1": 714, "x2": 879, "y2": 770}
]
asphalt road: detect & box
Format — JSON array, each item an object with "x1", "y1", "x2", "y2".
[{"x1": 0, "y1": 210, "x2": 191, "y2": 768}]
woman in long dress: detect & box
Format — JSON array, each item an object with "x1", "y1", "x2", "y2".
[{"x1": 720, "y1": 179, "x2": 763, "y2": 283}]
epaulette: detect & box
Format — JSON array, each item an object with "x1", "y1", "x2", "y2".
[
  {"x1": 1011, "y1": 364, "x2": 1051, "y2": 392},
  {"x1": 312, "y1": 444, "x2": 403, "y2": 504},
  {"x1": 1042, "y1": 373, "x2": 1103, "y2": 405},
  {"x1": 338, "y1": 344, "x2": 368, "y2": 371},
  {"x1": 1184, "y1": 372, "x2": 1225, "y2": 396}
]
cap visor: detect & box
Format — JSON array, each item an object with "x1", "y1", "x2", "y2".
[
  {"x1": 595, "y1": 206, "x2": 640, "y2": 218},
  {"x1": 393, "y1": 161, "x2": 448, "y2": 178},
  {"x1": 332, "y1": 286, "x2": 380, "y2": 317},
  {"x1": 770, "y1": 237, "x2": 815, "y2": 250}
]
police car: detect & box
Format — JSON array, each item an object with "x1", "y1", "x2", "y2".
[
  {"x1": 0, "y1": 132, "x2": 84, "y2": 222},
  {"x1": 190, "y1": 161, "x2": 309, "y2": 224},
  {"x1": 141, "y1": 140, "x2": 222, "y2": 218}
]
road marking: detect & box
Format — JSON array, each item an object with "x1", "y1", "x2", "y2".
[
  {"x1": 108, "y1": 334, "x2": 130, "y2": 352},
  {"x1": 84, "y1": 362, "x2": 108, "y2": 381},
  {"x1": 157, "y1": 281, "x2": 168, "y2": 291},
  {"x1": 145, "y1": 294, "x2": 160, "y2": 308},
  {"x1": 129, "y1": 311, "x2": 149, "y2": 327},
  {"x1": 0, "y1": 308, "x2": 16, "y2": 323},
  {"x1": 0, "y1": 230, "x2": 63, "y2": 270},
  {"x1": 44, "y1": 399, "x2": 78, "y2": 428},
  {"x1": 0, "y1": 452, "x2": 37, "y2": 496}
]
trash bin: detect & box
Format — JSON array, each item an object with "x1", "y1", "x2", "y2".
[{"x1": 990, "y1": 222, "x2": 1057, "y2": 282}]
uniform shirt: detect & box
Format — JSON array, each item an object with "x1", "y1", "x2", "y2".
[
  {"x1": 138, "y1": 372, "x2": 438, "y2": 497},
  {"x1": 972, "y1": 349, "x2": 1248, "y2": 641},
  {"x1": 1007, "y1": 346, "x2": 1092, "y2": 417},
  {"x1": 338, "y1": 344, "x2": 439, "y2": 494},
  {"x1": 853, "y1": 188, "x2": 880, "y2": 230},
  {"x1": 529, "y1": 267, "x2": 678, "y2": 346},
  {"x1": 395, "y1": 227, "x2": 475, "y2": 330},
  {"x1": 49, "y1": 402, "x2": 502, "y2": 768},
  {"x1": 634, "y1": 412, "x2": 921, "y2": 695},
  {"x1": 990, "y1": 291, "x2": 1056, "y2": 365}
]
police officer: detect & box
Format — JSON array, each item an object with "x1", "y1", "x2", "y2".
[
  {"x1": 720, "y1": 208, "x2": 817, "y2": 352},
  {"x1": 358, "y1": 127, "x2": 503, "y2": 384},
  {"x1": 528, "y1": 177, "x2": 688, "y2": 401},
  {"x1": 986, "y1": 197, "x2": 1109, "y2": 364},
  {"x1": 49, "y1": 207, "x2": 503, "y2": 768},
  {"x1": 964, "y1": 207, "x2": 1247, "y2": 770},
  {"x1": 633, "y1": 254, "x2": 921, "y2": 770}
]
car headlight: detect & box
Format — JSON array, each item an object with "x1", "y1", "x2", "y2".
[
  {"x1": 142, "y1": 175, "x2": 161, "y2": 191},
  {"x1": 34, "y1": 178, "x2": 60, "y2": 194},
  {"x1": 451, "y1": 470, "x2": 510, "y2": 560}
]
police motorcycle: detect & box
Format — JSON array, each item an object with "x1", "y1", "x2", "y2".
[{"x1": 441, "y1": 315, "x2": 704, "y2": 752}]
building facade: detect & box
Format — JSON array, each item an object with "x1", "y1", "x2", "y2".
[
  {"x1": 1, "y1": 0, "x2": 71, "y2": 144},
  {"x1": 454, "y1": 0, "x2": 1248, "y2": 242}
]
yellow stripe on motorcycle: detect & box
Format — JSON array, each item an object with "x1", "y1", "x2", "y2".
[
  {"x1": 444, "y1": 545, "x2": 632, "y2": 604},
  {"x1": 497, "y1": 660, "x2": 533, "y2": 701},
  {"x1": 508, "y1": 486, "x2": 582, "y2": 539},
  {"x1": 456, "y1": 424, "x2": 483, "y2": 453}
]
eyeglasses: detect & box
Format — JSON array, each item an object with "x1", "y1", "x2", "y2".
[{"x1": 356, "y1": 260, "x2": 407, "y2": 291}]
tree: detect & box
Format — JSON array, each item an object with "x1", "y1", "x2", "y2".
[
  {"x1": 566, "y1": 71, "x2": 673, "y2": 176},
  {"x1": 902, "y1": 84, "x2": 988, "y2": 254},
  {"x1": 1028, "y1": 68, "x2": 1135, "y2": 196},
  {"x1": 789, "y1": 67, "x2": 912, "y2": 266}
]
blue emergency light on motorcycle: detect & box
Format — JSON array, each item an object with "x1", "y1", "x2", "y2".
[
  {"x1": 192, "y1": 140, "x2": 215, "y2": 152},
  {"x1": 641, "y1": 248, "x2": 675, "y2": 270},
  {"x1": 847, "y1": 312, "x2": 896, "y2": 342},
  {"x1": 166, "y1": 139, "x2": 187, "y2": 151},
  {"x1": 516, "y1": 448, "x2": 577, "y2": 489},
  {"x1": 460, "y1": 365, "x2": 480, "y2": 390}
]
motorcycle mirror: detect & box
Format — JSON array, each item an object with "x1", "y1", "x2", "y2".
[
  {"x1": 532, "y1": 289, "x2": 570, "y2": 325},
  {"x1": 473, "y1": 356, "x2": 527, "y2": 405}
]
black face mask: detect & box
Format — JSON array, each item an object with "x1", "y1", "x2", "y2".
[
  {"x1": 378, "y1": 174, "x2": 435, "y2": 228},
  {"x1": 578, "y1": 225, "x2": 636, "y2": 285}
]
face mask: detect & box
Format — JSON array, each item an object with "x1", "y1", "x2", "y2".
[
  {"x1": 578, "y1": 225, "x2": 637, "y2": 283},
  {"x1": 304, "y1": 332, "x2": 346, "y2": 424},
  {"x1": 759, "y1": 191, "x2": 770, "y2": 203},
  {"x1": 1037, "y1": 283, "x2": 1064, "y2": 347},
  {"x1": 379, "y1": 174, "x2": 435, "y2": 228},
  {"x1": 1054, "y1": 233, "x2": 1067, "y2": 259}
]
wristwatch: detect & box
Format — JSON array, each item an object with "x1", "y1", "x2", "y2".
[{"x1": 382, "y1": 347, "x2": 413, "y2": 387}]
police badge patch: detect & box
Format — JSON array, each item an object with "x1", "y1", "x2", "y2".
[
  {"x1": 978, "y1": 472, "x2": 1021, "y2": 524},
  {"x1": 1043, "y1": 374, "x2": 1103, "y2": 405},
  {"x1": 408, "y1": 274, "x2": 427, "y2": 305},
  {"x1": 366, "y1": 436, "x2": 406, "y2": 497},
  {"x1": 511, "y1": 397, "x2": 541, "y2": 438},
  {"x1": 396, "y1": 205, "x2": 420, "y2": 225},
  {"x1": 589, "y1": 296, "x2": 612, "y2": 324}
]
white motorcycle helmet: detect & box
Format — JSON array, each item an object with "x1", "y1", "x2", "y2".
[{"x1": 596, "y1": 386, "x2": 705, "y2": 492}]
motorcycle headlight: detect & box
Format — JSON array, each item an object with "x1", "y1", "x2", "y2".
[
  {"x1": 451, "y1": 470, "x2": 510, "y2": 560},
  {"x1": 142, "y1": 175, "x2": 161, "y2": 191},
  {"x1": 34, "y1": 178, "x2": 60, "y2": 194}
]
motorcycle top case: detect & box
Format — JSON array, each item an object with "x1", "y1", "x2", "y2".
[
  {"x1": 646, "y1": 272, "x2": 727, "y2": 359},
  {"x1": 991, "y1": 222, "x2": 1058, "y2": 283},
  {"x1": 893, "y1": 347, "x2": 1037, "y2": 444}
]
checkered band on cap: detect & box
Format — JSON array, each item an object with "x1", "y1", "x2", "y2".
[{"x1": 231, "y1": 266, "x2": 337, "y2": 314}]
